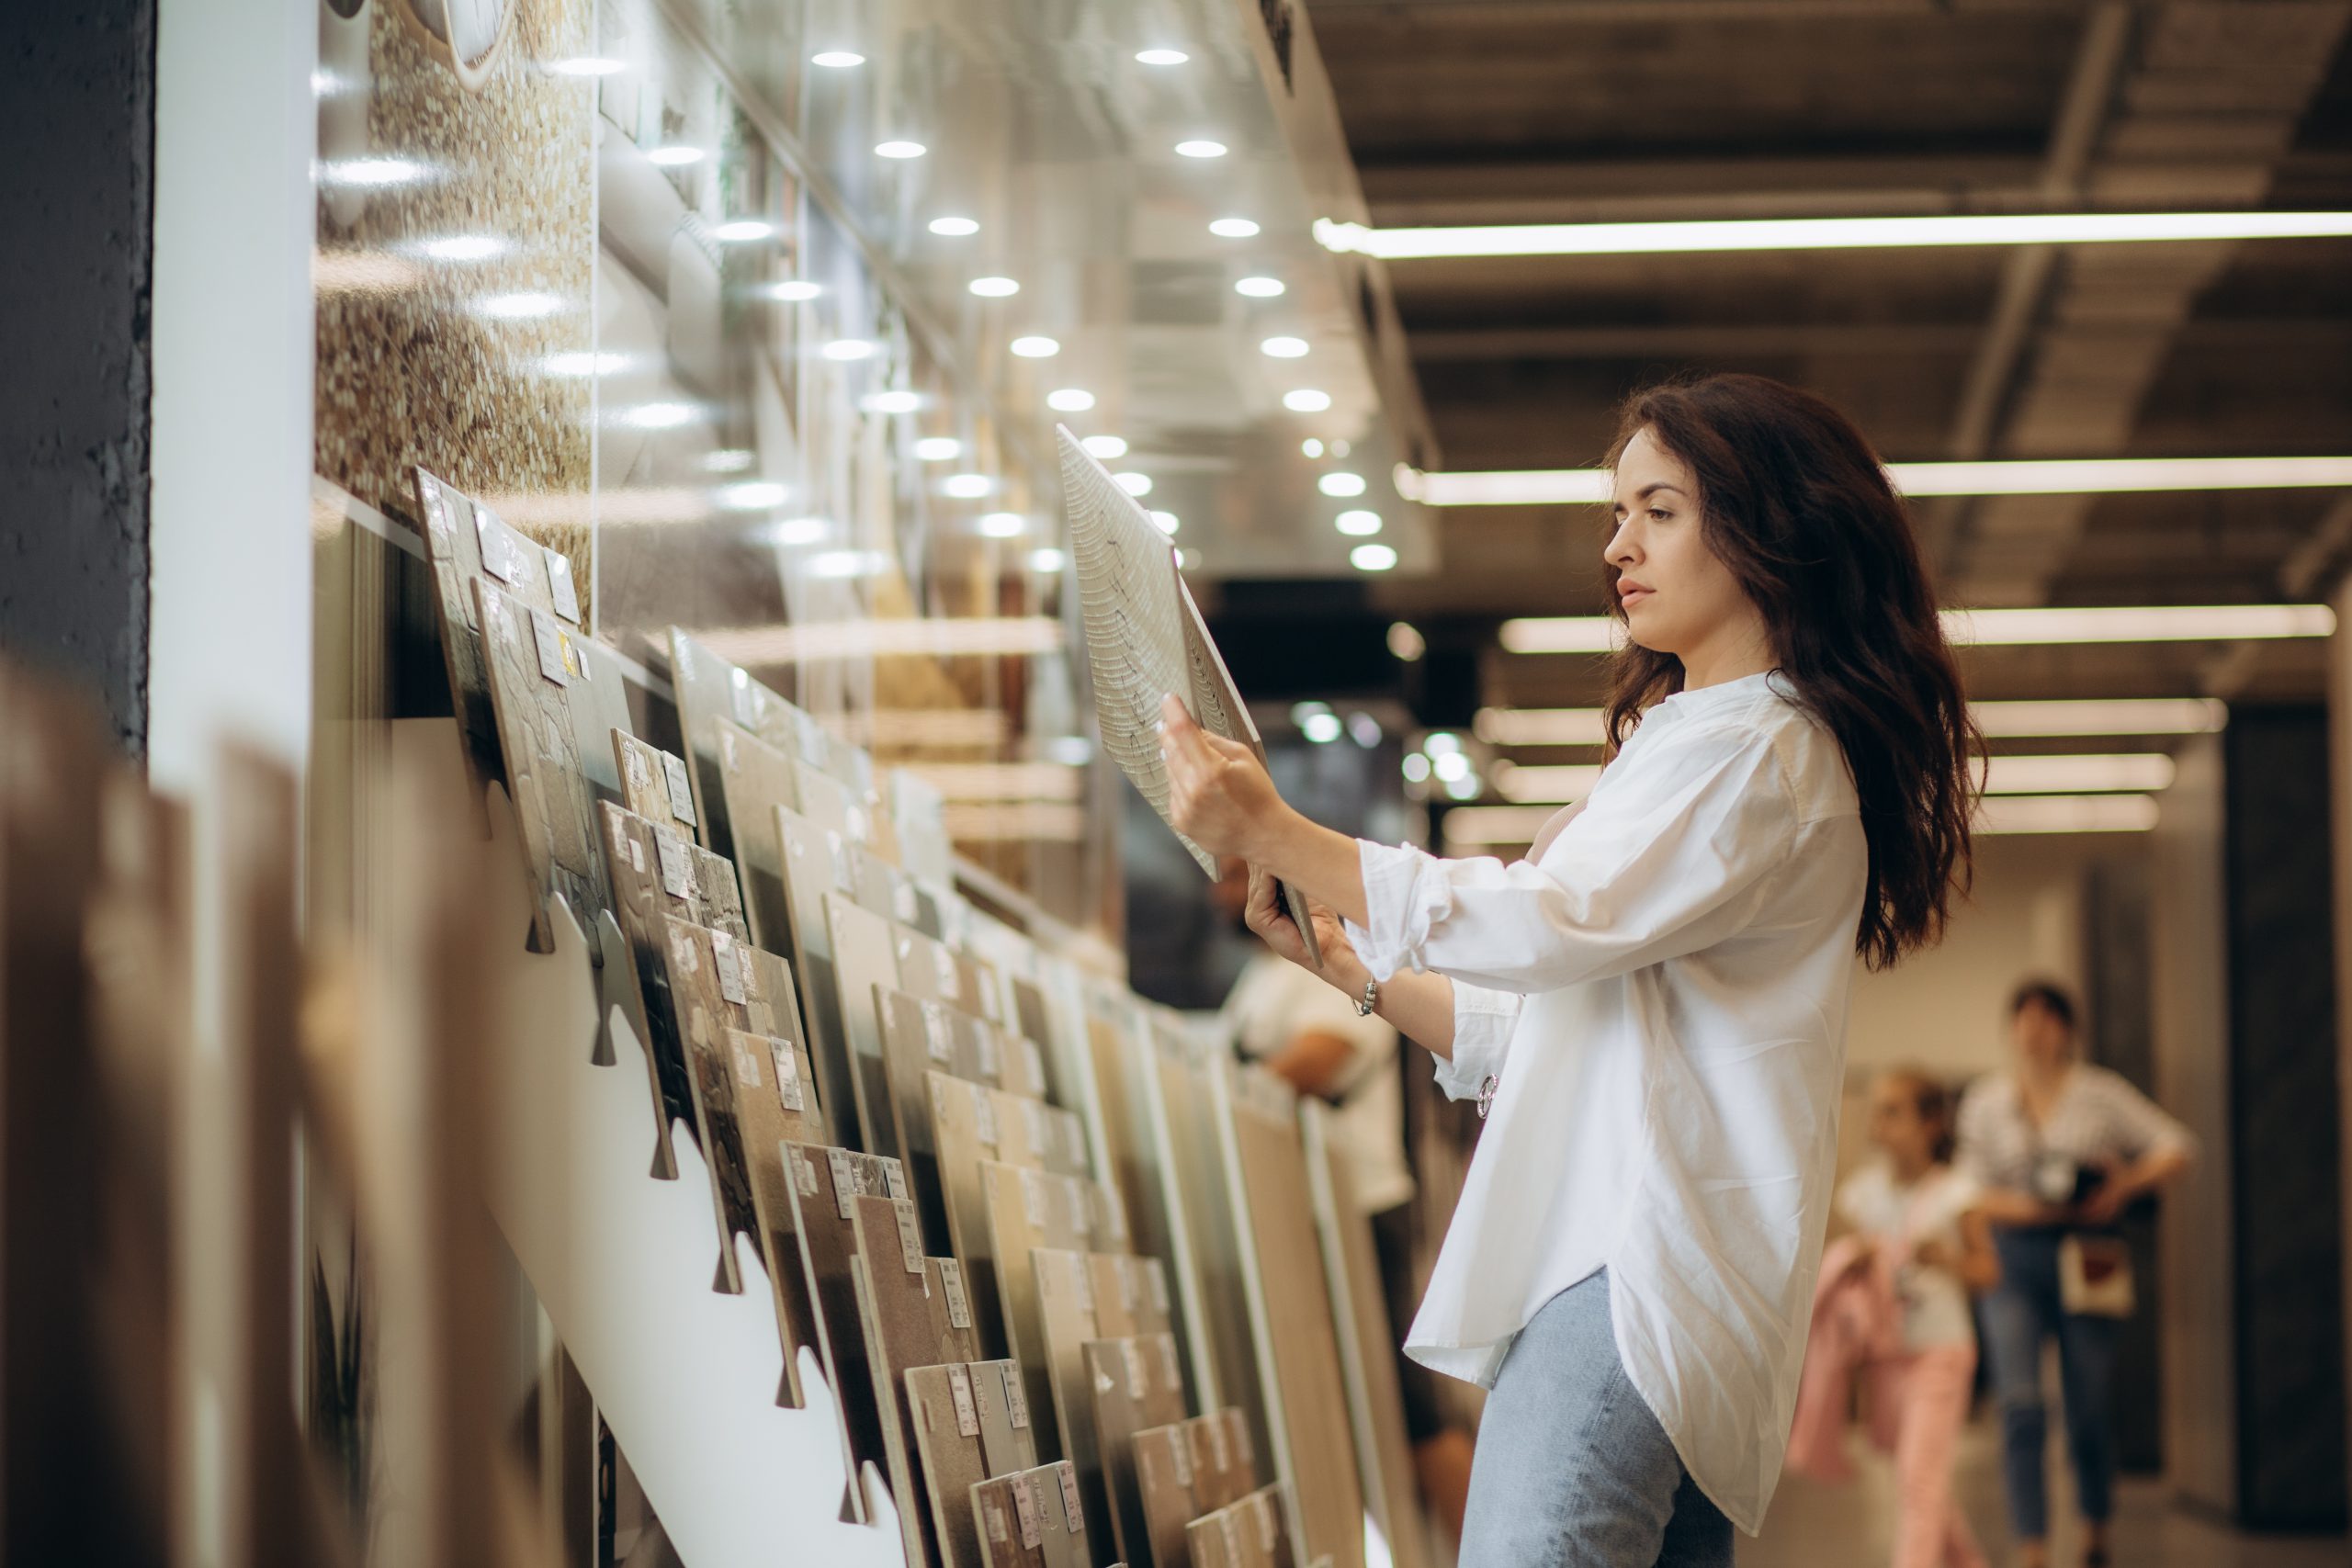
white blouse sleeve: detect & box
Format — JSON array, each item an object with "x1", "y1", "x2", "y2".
[
  {"x1": 1433, "y1": 982, "x2": 1522, "y2": 1102},
  {"x1": 1344, "y1": 728, "x2": 1798, "y2": 994}
]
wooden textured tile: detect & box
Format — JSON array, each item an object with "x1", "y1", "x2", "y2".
[
  {"x1": 892, "y1": 919, "x2": 1005, "y2": 1028},
  {"x1": 655, "y1": 917, "x2": 759, "y2": 1294},
  {"x1": 784, "y1": 1142, "x2": 909, "y2": 1501},
  {"x1": 1032, "y1": 1247, "x2": 1108, "y2": 1561},
  {"x1": 825, "y1": 891, "x2": 904, "y2": 1159},
  {"x1": 973, "y1": 1463, "x2": 1082, "y2": 1568},
  {"x1": 877, "y1": 987, "x2": 977, "y2": 1254},
  {"x1": 1085, "y1": 1335, "x2": 1192, "y2": 1568},
  {"x1": 727, "y1": 1024, "x2": 825, "y2": 1405},
  {"x1": 1132, "y1": 1423, "x2": 1200, "y2": 1568},
  {"x1": 412, "y1": 469, "x2": 509, "y2": 797},
  {"x1": 736, "y1": 944, "x2": 830, "y2": 1136},
  {"x1": 612, "y1": 730, "x2": 701, "y2": 841},
  {"x1": 910, "y1": 1363, "x2": 994, "y2": 1568},
  {"x1": 983, "y1": 1162, "x2": 1106, "y2": 1459},
  {"x1": 474, "y1": 577, "x2": 609, "y2": 950},
  {"x1": 1185, "y1": 1413, "x2": 1248, "y2": 1511},
  {"x1": 853, "y1": 1194, "x2": 979, "y2": 1568}
]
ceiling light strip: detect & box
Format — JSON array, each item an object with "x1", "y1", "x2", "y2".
[
  {"x1": 1411, "y1": 456, "x2": 2352, "y2": 508},
  {"x1": 1317, "y1": 210, "x2": 2352, "y2": 262},
  {"x1": 1477, "y1": 697, "x2": 2228, "y2": 746},
  {"x1": 1498, "y1": 604, "x2": 2335, "y2": 654},
  {"x1": 1443, "y1": 794, "x2": 2160, "y2": 845}
]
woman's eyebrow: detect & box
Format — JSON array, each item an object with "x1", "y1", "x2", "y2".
[{"x1": 1611, "y1": 481, "x2": 1689, "y2": 511}]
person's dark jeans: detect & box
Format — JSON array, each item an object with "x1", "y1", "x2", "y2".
[{"x1": 1980, "y1": 1226, "x2": 2122, "y2": 1540}]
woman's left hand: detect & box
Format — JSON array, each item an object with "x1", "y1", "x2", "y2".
[{"x1": 1159, "y1": 694, "x2": 1289, "y2": 860}]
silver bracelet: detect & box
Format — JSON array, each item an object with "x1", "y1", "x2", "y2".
[{"x1": 1353, "y1": 976, "x2": 1377, "y2": 1017}]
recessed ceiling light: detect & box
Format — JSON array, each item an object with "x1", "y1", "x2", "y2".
[
  {"x1": 914, "y1": 436, "x2": 962, "y2": 462},
  {"x1": 811, "y1": 50, "x2": 865, "y2": 68},
  {"x1": 1136, "y1": 48, "x2": 1189, "y2": 65},
  {"x1": 1260, "y1": 335, "x2": 1309, "y2": 358},
  {"x1": 1010, "y1": 335, "x2": 1060, "y2": 358},
  {"x1": 718, "y1": 481, "x2": 788, "y2": 510},
  {"x1": 1497, "y1": 604, "x2": 2335, "y2": 655},
  {"x1": 1971, "y1": 698, "x2": 2226, "y2": 737},
  {"x1": 1210, "y1": 218, "x2": 1261, "y2": 239},
  {"x1": 1029, "y1": 547, "x2": 1068, "y2": 572},
  {"x1": 1351, "y1": 543, "x2": 1398, "y2": 572},
  {"x1": 541, "y1": 351, "x2": 628, "y2": 377},
  {"x1": 1175, "y1": 140, "x2": 1228, "y2": 159},
  {"x1": 475, "y1": 291, "x2": 565, "y2": 320},
  {"x1": 968, "y1": 276, "x2": 1021, "y2": 298},
  {"x1": 820, "y1": 339, "x2": 876, "y2": 361},
  {"x1": 763, "y1": 280, "x2": 822, "y2": 301},
  {"x1": 714, "y1": 219, "x2": 777, "y2": 243},
  {"x1": 1151, "y1": 511, "x2": 1180, "y2": 535},
  {"x1": 862, "y1": 390, "x2": 922, "y2": 414},
  {"x1": 1980, "y1": 753, "x2": 2177, "y2": 795},
  {"x1": 647, "y1": 145, "x2": 705, "y2": 167},
  {"x1": 1302, "y1": 711, "x2": 1344, "y2": 744},
  {"x1": 1388, "y1": 622, "x2": 1426, "y2": 661},
  {"x1": 1318, "y1": 472, "x2": 1366, "y2": 498},
  {"x1": 320, "y1": 156, "x2": 432, "y2": 187},
  {"x1": 1336, "y1": 510, "x2": 1382, "y2": 536},
  {"x1": 876, "y1": 140, "x2": 927, "y2": 160},
  {"x1": 1114, "y1": 472, "x2": 1152, "y2": 496},
  {"x1": 1301, "y1": 438, "x2": 1324, "y2": 457},
  {"x1": 807, "y1": 548, "x2": 888, "y2": 579},
  {"x1": 929, "y1": 217, "x2": 980, "y2": 237},
  {"x1": 1235, "y1": 276, "x2": 1285, "y2": 298},
  {"x1": 759, "y1": 516, "x2": 832, "y2": 547},
  {"x1": 1315, "y1": 209, "x2": 2352, "y2": 261},
  {"x1": 548, "y1": 56, "x2": 626, "y2": 76},
  {"x1": 1046, "y1": 389, "x2": 1096, "y2": 412},
  {"x1": 1975, "y1": 795, "x2": 2161, "y2": 835},
  {"x1": 943, "y1": 473, "x2": 993, "y2": 499},
  {"x1": 1081, "y1": 435, "x2": 1128, "y2": 460},
  {"x1": 703, "y1": 448, "x2": 755, "y2": 474},
  {"x1": 978, "y1": 512, "x2": 1027, "y2": 537},
  {"x1": 1283, "y1": 389, "x2": 1332, "y2": 413},
  {"x1": 421, "y1": 234, "x2": 506, "y2": 261}
]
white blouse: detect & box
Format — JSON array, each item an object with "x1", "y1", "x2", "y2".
[{"x1": 1345, "y1": 671, "x2": 1868, "y2": 1534}]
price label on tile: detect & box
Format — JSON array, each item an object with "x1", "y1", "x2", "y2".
[
  {"x1": 883, "y1": 1160, "x2": 908, "y2": 1201},
  {"x1": 775, "y1": 1043, "x2": 804, "y2": 1111},
  {"x1": 1121, "y1": 1340, "x2": 1148, "y2": 1401},
  {"x1": 924, "y1": 1007, "x2": 954, "y2": 1064},
  {"x1": 1023, "y1": 1099, "x2": 1049, "y2": 1157},
  {"x1": 1147, "y1": 1260, "x2": 1170, "y2": 1314},
  {"x1": 827, "y1": 1150, "x2": 857, "y2": 1219},
  {"x1": 1170, "y1": 1435, "x2": 1193, "y2": 1488},
  {"x1": 948, "y1": 1365, "x2": 979, "y2": 1438},
  {"x1": 1206, "y1": 1416, "x2": 1230, "y2": 1475},
  {"x1": 1157, "y1": 1333, "x2": 1181, "y2": 1393},
  {"x1": 1023, "y1": 1038, "x2": 1047, "y2": 1093},
  {"x1": 1219, "y1": 1513, "x2": 1242, "y2": 1564},
  {"x1": 543, "y1": 546, "x2": 582, "y2": 624},
  {"x1": 980, "y1": 1496, "x2": 1008, "y2": 1544},
  {"x1": 933, "y1": 946, "x2": 961, "y2": 1001},
  {"x1": 661, "y1": 751, "x2": 697, "y2": 827},
  {"x1": 1057, "y1": 1465, "x2": 1085, "y2": 1534},
  {"x1": 1115, "y1": 1258, "x2": 1137, "y2": 1313},
  {"x1": 654, "y1": 827, "x2": 693, "y2": 900},
  {"x1": 1069, "y1": 1255, "x2": 1094, "y2": 1317},
  {"x1": 894, "y1": 1199, "x2": 924, "y2": 1274},
  {"x1": 790, "y1": 1147, "x2": 819, "y2": 1198},
  {"x1": 940, "y1": 1258, "x2": 972, "y2": 1330},
  {"x1": 1253, "y1": 1493, "x2": 1279, "y2": 1551},
  {"x1": 476, "y1": 509, "x2": 522, "y2": 584},
  {"x1": 1228, "y1": 1409, "x2": 1252, "y2": 1466},
  {"x1": 892, "y1": 878, "x2": 919, "y2": 924},
  {"x1": 971, "y1": 1083, "x2": 998, "y2": 1149},
  {"x1": 1012, "y1": 1476, "x2": 1042, "y2": 1549},
  {"x1": 1022, "y1": 1169, "x2": 1048, "y2": 1229},
  {"x1": 531, "y1": 609, "x2": 574, "y2": 686},
  {"x1": 710, "y1": 931, "x2": 748, "y2": 1005},
  {"x1": 975, "y1": 1028, "x2": 1000, "y2": 1082},
  {"x1": 1003, "y1": 1369, "x2": 1030, "y2": 1429}
]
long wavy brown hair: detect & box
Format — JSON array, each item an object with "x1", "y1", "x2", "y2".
[{"x1": 1601, "y1": 373, "x2": 1978, "y2": 970}]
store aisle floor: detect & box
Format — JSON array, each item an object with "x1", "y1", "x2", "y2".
[{"x1": 1746, "y1": 1418, "x2": 2345, "y2": 1567}]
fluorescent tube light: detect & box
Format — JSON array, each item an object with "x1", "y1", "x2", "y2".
[
  {"x1": 1479, "y1": 699, "x2": 2228, "y2": 746},
  {"x1": 1975, "y1": 795, "x2": 2160, "y2": 834},
  {"x1": 1982, "y1": 754, "x2": 2176, "y2": 795},
  {"x1": 1316, "y1": 210, "x2": 2352, "y2": 262},
  {"x1": 1415, "y1": 456, "x2": 2352, "y2": 508},
  {"x1": 1500, "y1": 604, "x2": 2334, "y2": 653}
]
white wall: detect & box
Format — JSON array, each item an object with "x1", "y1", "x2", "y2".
[{"x1": 1844, "y1": 830, "x2": 2136, "y2": 1085}]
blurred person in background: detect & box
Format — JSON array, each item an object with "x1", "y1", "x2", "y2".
[
  {"x1": 1214, "y1": 860, "x2": 1479, "y2": 1540},
  {"x1": 1956, "y1": 980, "x2": 2194, "y2": 1568},
  {"x1": 1789, "y1": 1068, "x2": 1999, "y2": 1568}
]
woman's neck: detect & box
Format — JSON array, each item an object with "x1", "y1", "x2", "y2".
[
  {"x1": 2018, "y1": 1055, "x2": 2073, "y2": 1095},
  {"x1": 1679, "y1": 616, "x2": 1777, "y2": 691},
  {"x1": 1889, "y1": 1148, "x2": 1935, "y2": 1184}
]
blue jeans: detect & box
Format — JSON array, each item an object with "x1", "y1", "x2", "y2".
[
  {"x1": 1460, "y1": 1269, "x2": 1734, "y2": 1568},
  {"x1": 1980, "y1": 1228, "x2": 2121, "y2": 1540}
]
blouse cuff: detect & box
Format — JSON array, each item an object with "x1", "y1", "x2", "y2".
[
  {"x1": 1342, "y1": 839, "x2": 1453, "y2": 982},
  {"x1": 1434, "y1": 982, "x2": 1520, "y2": 1103}
]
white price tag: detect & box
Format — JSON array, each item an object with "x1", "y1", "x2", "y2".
[
  {"x1": 1157, "y1": 1334, "x2": 1182, "y2": 1393},
  {"x1": 790, "y1": 1147, "x2": 819, "y2": 1198},
  {"x1": 940, "y1": 1258, "x2": 972, "y2": 1330},
  {"x1": 1012, "y1": 1476, "x2": 1042, "y2": 1549},
  {"x1": 894, "y1": 1200, "x2": 924, "y2": 1274},
  {"x1": 654, "y1": 827, "x2": 692, "y2": 900},
  {"x1": 544, "y1": 546, "x2": 582, "y2": 623},
  {"x1": 892, "y1": 878, "x2": 919, "y2": 924},
  {"x1": 1147, "y1": 1260, "x2": 1170, "y2": 1314},
  {"x1": 1023, "y1": 1170, "x2": 1048, "y2": 1230},
  {"x1": 883, "y1": 1160, "x2": 909, "y2": 1201},
  {"x1": 1219, "y1": 1512, "x2": 1243, "y2": 1564},
  {"x1": 1003, "y1": 1368, "x2": 1030, "y2": 1429},
  {"x1": 666, "y1": 925, "x2": 700, "y2": 976},
  {"x1": 1206, "y1": 1414, "x2": 1230, "y2": 1475},
  {"x1": 419, "y1": 474, "x2": 447, "y2": 540},
  {"x1": 775, "y1": 1043, "x2": 804, "y2": 1111},
  {"x1": 1023, "y1": 1037, "x2": 1047, "y2": 1093},
  {"x1": 976, "y1": 1028, "x2": 1000, "y2": 1082},
  {"x1": 662, "y1": 751, "x2": 697, "y2": 827},
  {"x1": 1228, "y1": 1408, "x2": 1253, "y2": 1467},
  {"x1": 1070, "y1": 1254, "x2": 1094, "y2": 1318},
  {"x1": 475, "y1": 508, "x2": 522, "y2": 583},
  {"x1": 924, "y1": 1007, "x2": 954, "y2": 1064},
  {"x1": 1057, "y1": 1465, "x2": 1085, "y2": 1534},
  {"x1": 711, "y1": 931, "x2": 748, "y2": 1005},
  {"x1": 827, "y1": 1150, "x2": 858, "y2": 1219},
  {"x1": 1170, "y1": 1435, "x2": 1193, "y2": 1488},
  {"x1": 1122, "y1": 1340, "x2": 1148, "y2": 1401},
  {"x1": 1023, "y1": 1099, "x2": 1050, "y2": 1158},
  {"x1": 1253, "y1": 1492, "x2": 1279, "y2": 1551},
  {"x1": 980, "y1": 1496, "x2": 1008, "y2": 1545},
  {"x1": 1117, "y1": 1256, "x2": 1138, "y2": 1313},
  {"x1": 531, "y1": 609, "x2": 573, "y2": 686},
  {"x1": 971, "y1": 1083, "x2": 999, "y2": 1149},
  {"x1": 948, "y1": 1365, "x2": 980, "y2": 1438},
  {"x1": 933, "y1": 945, "x2": 961, "y2": 1001}
]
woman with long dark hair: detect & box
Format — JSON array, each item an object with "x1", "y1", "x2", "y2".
[{"x1": 1159, "y1": 372, "x2": 1978, "y2": 1565}]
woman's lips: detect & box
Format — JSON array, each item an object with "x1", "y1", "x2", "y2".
[{"x1": 1619, "y1": 583, "x2": 1653, "y2": 608}]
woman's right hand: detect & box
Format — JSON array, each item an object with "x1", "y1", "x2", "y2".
[{"x1": 1244, "y1": 863, "x2": 1357, "y2": 987}]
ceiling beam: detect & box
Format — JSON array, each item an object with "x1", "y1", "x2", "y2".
[
  {"x1": 1307, "y1": 0, "x2": 2108, "y2": 19},
  {"x1": 1405, "y1": 317, "x2": 2352, "y2": 362}
]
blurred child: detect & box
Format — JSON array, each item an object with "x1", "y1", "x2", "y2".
[{"x1": 1789, "y1": 1069, "x2": 2000, "y2": 1568}]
